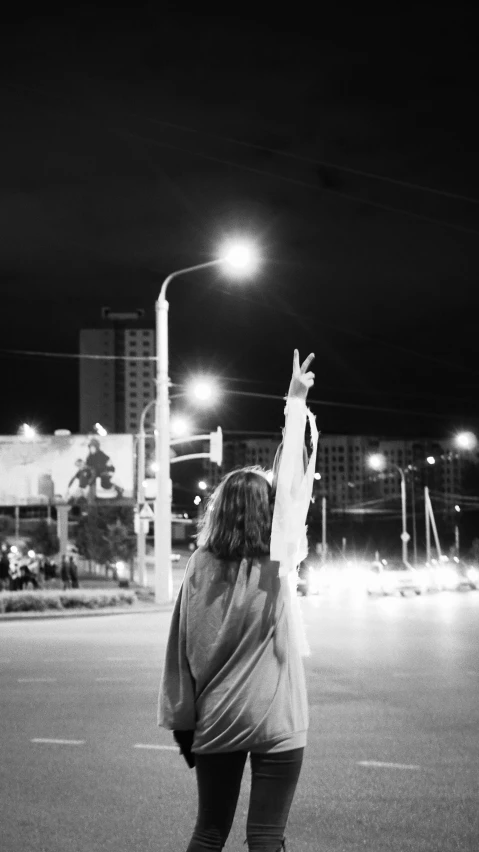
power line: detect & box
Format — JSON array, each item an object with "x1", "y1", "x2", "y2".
[
  {"x1": 124, "y1": 112, "x2": 479, "y2": 207},
  {"x1": 8, "y1": 82, "x2": 479, "y2": 208},
  {"x1": 117, "y1": 128, "x2": 479, "y2": 238},
  {"x1": 6, "y1": 80, "x2": 479, "y2": 236},
  {"x1": 0, "y1": 349, "x2": 476, "y2": 419}
]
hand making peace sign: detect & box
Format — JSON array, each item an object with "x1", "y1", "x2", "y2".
[{"x1": 287, "y1": 349, "x2": 315, "y2": 401}]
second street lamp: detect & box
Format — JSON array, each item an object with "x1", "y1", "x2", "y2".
[
  {"x1": 155, "y1": 241, "x2": 259, "y2": 604},
  {"x1": 368, "y1": 453, "x2": 410, "y2": 565}
]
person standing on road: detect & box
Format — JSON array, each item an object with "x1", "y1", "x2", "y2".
[
  {"x1": 158, "y1": 350, "x2": 318, "y2": 852},
  {"x1": 0, "y1": 551, "x2": 10, "y2": 591},
  {"x1": 60, "y1": 556, "x2": 71, "y2": 590},
  {"x1": 68, "y1": 556, "x2": 79, "y2": 589}
]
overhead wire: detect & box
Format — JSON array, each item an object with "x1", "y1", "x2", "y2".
[
  {"x1": 6, "y1": 83, "x2": 479, "y2": 207},
  {"x1": 115, "y1": 128, "x2": 479, "y2": 238},
  {"x1": 123, "y1": 112, "x2": 479, "y2": 207},
  {"x1": 0, "y1": 347, "x2": 476, "y2": 420},
  {"x1": 4, "y1": 82, "x2": 479, "y2": 236}
]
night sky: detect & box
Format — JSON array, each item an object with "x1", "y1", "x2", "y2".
[{"x1": 1, "y1": 4, "x2": 478, "y2": 442}]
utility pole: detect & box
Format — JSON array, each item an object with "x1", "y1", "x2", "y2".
[
  {"x1": 410, "y1": 474, "x2": 417, "y2": 566},
  {"x1": 322, "y1": 497, "x2": 327, "y2": 563},
  {"x1": 425, "y1": 487, "x2": 431, "y2": 563}
]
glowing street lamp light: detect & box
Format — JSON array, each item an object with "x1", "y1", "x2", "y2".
[
  {"x1": 455, "y1": 431, "x2": 477, "y2": 451},
  {"x1": 221, "y1": 239, "x2": 260, "y2": 276},
  {"x1": 155, "y1": 238, "x2": 260, "y2": 603},
  {"x1": 170, "y1": 414, "x2": 194, "y2": 438},
  {"x1": 426, "y1": 456, "x2": 436, "y2": 465},
  {"x1": 198, "y1": 480, "x2": 207, "y2": 490},
  {"x1": 20, "y1": 423, "x2": 37, "y2": 439},
  {"x1": 367, "y1": 452, "x2": 409, "y2": 565},
  {"x1": 190, "y1": 378, "x2": 218, "y2": 403},
  {"x1": 367, "y1": 452, "x2": 387, "y2": 472}
]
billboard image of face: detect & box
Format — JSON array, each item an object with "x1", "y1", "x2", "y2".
[{"x1": 0, "y1": 434, "x2": 134, "y2": 506}]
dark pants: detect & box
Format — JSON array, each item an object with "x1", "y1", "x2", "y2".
[{"x1": 186, "y1": 747, "x2": 304, "y2": 852}]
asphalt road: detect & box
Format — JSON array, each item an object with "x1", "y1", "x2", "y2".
[{"x1": 1, "y1": 586, "x2": 478, "y2": 852}]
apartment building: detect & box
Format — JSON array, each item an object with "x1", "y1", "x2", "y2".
[
  {"x1": 79, "y1": 328, "x2": 155, "y2": 434},
  {"x1": 202, "y1": 434, "x2": 281, "y2": 489},
  {"x1": 203, "y1": 433, "x2": 470, "y2": 516}
]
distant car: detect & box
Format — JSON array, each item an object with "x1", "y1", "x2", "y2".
[
  {"x1": 366, "y1": 561, "x2": 427, "y2": 596},
  {"x1": 427, "y1": 560, "x2": 479, "y2": 591}
]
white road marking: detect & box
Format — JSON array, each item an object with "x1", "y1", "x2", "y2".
[
  {"x1": 31, "y1": 738, "x2": 85, "y2": 745},
  {"x1": 106, "y1": 656, "x2": 139, "y2": 661},
  {"x1": 18, "y1": 677, "x2": 57, "y2": 683},
  {"x1": 357, "y1": 760, "x2": 421, "y2": 770},
  {"x1": 95, "y1": 676, "x2": 132, "y2": 682},
  {"x1": 133, "y1": 744, "x2": 178, "y2": 751}
]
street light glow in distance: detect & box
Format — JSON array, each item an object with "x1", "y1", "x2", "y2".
[
  {"x1": 455, "y1": 431, "x2": 477, "y2": 451},
  {"x1": 367, "y1": 453, "x2": 386, "y2": 471},
  {"x1": 20, "y1": 423, "x2": 37, "y2": 439},
  {"x1": 170, "y1": 414, "x2": 194, "y2": 437}
]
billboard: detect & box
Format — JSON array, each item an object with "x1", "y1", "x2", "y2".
[{"x1": 0, "y1": 434, "x2": 134, "y2": 506}]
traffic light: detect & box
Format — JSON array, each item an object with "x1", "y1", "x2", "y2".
[{"x1": 210, "y1": 427, "x2": 223, "y2": 466}]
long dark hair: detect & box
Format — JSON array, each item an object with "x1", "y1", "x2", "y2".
[{"x1": 198, "y1": 467, "x2": 274, "y2": 561}]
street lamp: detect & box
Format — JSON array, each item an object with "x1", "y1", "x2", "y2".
[
  {"x1": 367, "y1": 453, "x2": 410, "y2": 565},
  {"x1": 455, "y1": 431, "x2": 477, "y2": 452},
  {"x1": 189, "y1": 378, "x2": 218, "y2": 403},
  {"x1": 155, "y1": 240, "x2": 259, "y2": 603},
  {"x1": 170, "y1": 414, "x2": 194, "y2": 437},
  {"x1": 20, "y1": 423, "x2": 37, "y2": 439}
]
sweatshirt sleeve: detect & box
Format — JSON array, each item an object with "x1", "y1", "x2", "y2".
[
  {"x1": 270, "y1": 398, "x2": 318, "y2": 576},
  {"x1": 157, "y1": 570, "x2": 196, "y2": 731}
]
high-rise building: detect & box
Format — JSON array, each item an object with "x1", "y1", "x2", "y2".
[
  {"x1": 202, "y1": 434, "x2": 280, "y2": 489},
  {"x1": 203, "y1": 432, "x2": 472, "y2": 520},
  {"x1": 79, "y1": 328, "x2": 155, "y2": 434}
]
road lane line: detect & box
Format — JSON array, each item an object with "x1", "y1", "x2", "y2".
[
  {"x1": 95, "y1": 676, "x2": 132, "y2": 681},
  {"x1": 133, "y1": 744, "x2": 178, "y2": 751},
  {"x1": 31, "y1": 738, "x2": 85, "y2": 745},
  {"x1": 106, "y1": 656, "x2": 139, "y2": 661},
  {"x1": 357, "y1": 760, "x2": 421, "y2": 769},
  {"x1": 18, "y1": 677, "x2": 57, "y2": 683}
]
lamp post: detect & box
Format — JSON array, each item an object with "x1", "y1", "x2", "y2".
[
  {"x1": 368, "y1": 453, "x2": 410, "y2": 565},
  {"x1": 155, "y1": 243, "x2": 258, "y2": 604},
  {"x1": 397, "y1": 465, "x2": 409, "y2": 565},
  {"x1": 137, "y1": 398, "x2": 156, "y2": 587}
]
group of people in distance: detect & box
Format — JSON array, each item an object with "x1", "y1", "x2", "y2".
[{"x1": 0, "y1": 550, "x2": 79, "y2": 592}]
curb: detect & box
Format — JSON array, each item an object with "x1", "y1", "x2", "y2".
[{"x1": 0, "y1": 604, "x2": 175, "y2": 621}]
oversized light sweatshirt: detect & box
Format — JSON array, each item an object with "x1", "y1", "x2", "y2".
[{"x1": 157, "y1": 546, "x2": 309, "y2": 753}]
